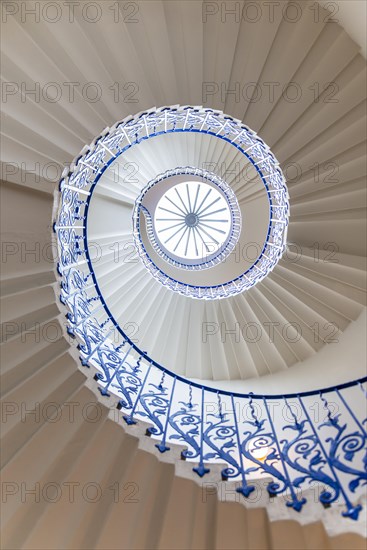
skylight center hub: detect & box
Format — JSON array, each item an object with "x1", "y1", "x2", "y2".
[{"x1": 185, "y1": 213, "x2": 199, "y2": 227}]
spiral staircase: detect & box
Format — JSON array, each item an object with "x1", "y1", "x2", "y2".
[{"x1": 1, "y1": 1, "x2": 367, "y2": 549}]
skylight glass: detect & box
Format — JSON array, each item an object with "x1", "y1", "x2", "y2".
[{"x1": 154, "y1": 181, "x2": 231, "y2": 260}]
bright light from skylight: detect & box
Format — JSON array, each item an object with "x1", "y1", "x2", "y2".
[{"x1": 154, "y1": 182, "x2": 232, "y2": 261}]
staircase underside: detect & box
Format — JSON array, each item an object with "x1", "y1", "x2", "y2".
[
  {"x1": 1, "y1": 179, "x2": 366, "y2": 549},
  {"x1": 1, "y1": 0, "x2": 367, "y2": 547}
]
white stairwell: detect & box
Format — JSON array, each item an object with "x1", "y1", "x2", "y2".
[{"x1": 1, "y1": 1, "x2": 367, "y2": 549}]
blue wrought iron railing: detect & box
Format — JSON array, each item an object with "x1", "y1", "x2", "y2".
[
  {"x1": 57, "y1": 271, "x2": 367, "y2": 520},
  {"x1": 54, "y1": 106, "x2": 366, "y2": 521}
]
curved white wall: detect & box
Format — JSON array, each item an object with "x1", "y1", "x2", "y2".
[
  {"x1": 319, "y1": 0, "x2": 367, "y2": 57},
  {"x1": 192, "y1": 307, "x2": 367, "y2": 394}
]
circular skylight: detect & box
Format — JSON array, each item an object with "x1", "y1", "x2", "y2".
[
  {"x1": 133, "y1": 167, "x2": 242, "y2": 272},
  {"x1": 154, "y1": 181, "x2": 232, "y2": 261}
]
